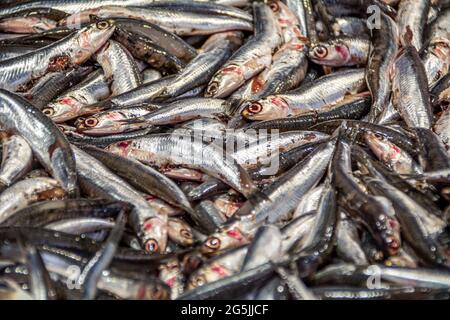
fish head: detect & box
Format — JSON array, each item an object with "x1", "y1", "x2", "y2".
[
  {"x1": 105, "y1": 140, "x2": 133, "y2": 157},
  {"x1": 187, "y1": 262, "x2": 233, "y2": 290},
  {"x1": 205, "y1": 65, "x2": 244, "y2": 98},
  {"x1": 309, "y1": 42, "x2": 350, "y2": 66},
  {"x1": 76, "y1": 111, "x2": 144, "y2": 136},
  {"x1": 133, "y1": 281, "x2": 170, "y2": 300},
  {"x1": 363, "y1": 197, "x2": 402, "y2": 256},
  {"x1": 168, "y1": 218, "x2": 194, "y2": 247},
  {"x1": 200, "y1": 224, "x2": 249, "y2": 255},
  {"x1": 142, "y1": 216, "x2": 168, "y2": 254},
  {"x1": 42, "y1": 97, "x2": 83, "y2": 123},
  {"x1": 241, "y1": 96, "x2": 290, "y2": 120},
  {"x1": 364, "y1": 132, "x2": 393, "y2": 163},
  {"x1": 71, "y1": 21, "x2": 116, "y2": 64}
]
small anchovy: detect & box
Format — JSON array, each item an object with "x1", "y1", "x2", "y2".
[
  {"x1": 42, "y1": 70, "x2": 111, "y2": 122},
  {"x1": 205, "y1": 2, "x2": 282, "y2": 98},
  {"x1": 157, "y1": 41, "x2": 232, "y2": 99},
  {"x1": 391, "y1": 35, "x2": 433, "y2": 129},
  {"x1": 61, "y1": 5, "x2": 253, "y2": 36},
  {"x1": 112, "y1": 23, "x2": 186, "y2": 74},
  {"x1": 242, "y1": 69, "x2": 366, "y2": 120},
  {"x1": 364, "y1": 132, "x2": 422, "y2": 175},
  {"x1": 136, "y1": 98, "x2": 227, "y2": 125},
  {"x1": 248, "y1": 94, "x2": 371, "y2": 132},
  {"x1": 111, "y1": 17, "x2": 197, "y2": 63},
  {"x1": 422, "y1": 8, "x2": 450, "y2": 86},
  {"x1": 366, "y1": 12, "x2": 398, "y2": 122},
  {"x1": 167, "y1": 218, "x2": 194, "y2": 247},
  {"x1": 309, "y1": 36, "x2": 369, "y2": 67},
  {"x1": 96, "y1": 40, "x2": 142, "y2": 96},
  {"x1": 0, "y1": 21, "x2": 115, "y2": 92},
  {"x1": 105, "y1": 133, "x2": 260, "y2": 199},
  {"x1": 76, "y1": 104, "x2": 160, "y2": 136},
  {"x1": 336, "y1": 210, "x2": 369, "y2": 266}
]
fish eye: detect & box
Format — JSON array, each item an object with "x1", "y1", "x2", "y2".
[
  {"x1": 96, "y1": 21, "x2": 110, "y2": 30},
  {"x1": 84, "y1": 117, "x2": 98, "y2": 127},
  {"x1": 269, "y1": 2, "x2": 280, "y2": 12},
  {"x1": 42, "y1": 108, "x2": 55, "y2": 116},
  {"x1": 180, "y1": 229, "x2": 192, "y2": 239},
  {"x1": 193, "y1": 275, "x2": 206, "y2": 287},
  {"x1": 313, "y1": 45, "x2": 328, "y2": 59},
  {"x1": 206, "y1": 82, "x2": 219, "y2": 96},
  {"x1": 145, "y1": 239, "x2": 159, "y2": 253},
  {"x1": 246, "y1": 102, "x2": 263, "y2": 114},
  {"x1": 374, "y1": 133, "x2": 384, "y2": 140},
  {"x1": 205, "y1": 237, "x2": 221, "y2": 250}
]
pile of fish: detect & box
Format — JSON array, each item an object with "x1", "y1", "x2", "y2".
[{"x1": 0, "y1": 0, "x2": 449, "y2": 300}]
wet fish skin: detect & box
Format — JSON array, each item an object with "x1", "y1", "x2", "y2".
[
  {"x1": 2, "y1": 199, "x2": 130, "y2": 227},
  {"x1": 332, "y1": 138, "x2": 402, "y2": 257},
  {"x1": 61, "y1": 5, "x2": 253, "y2": 36},
  {"x1": 0, "y1": 21, "x2": 115, "y2": 92},
  {"x1": 422, "y1": 8, "x2": 450, "y2": 86},
  {"x1": 138, "y1": 98, "x2": 227, "y2": 126},
  {"x1": 105, "y1": 133, "x2": 259, "y2": 199},
  {"x1": 80, "y1": 144, "x2": 193, "y2": 213},
  {"x1": 96, "y1": 40, "x2": 142, "y2": 96},
  {"x1": 365, "y1": 11, "x2": 398, "y2": 122},
  {"x1": 111, "y1": 17, "x2": 197, "y2": 62},
  {"x1": 76, "y1": 104, "x2": 160, "y2": 136},
  {"x1": 24, "y1": 66, "x2": 93, "y2": 110},
  {"x1": 0, "y1": 177, "x2": 65, "y2": 224},
  {"x1": 364, "y1": 132, "x2": 422, "y2": 175},
  {"x1": 205, "y1": 2, "x2": 282, "y2": 98},
  {"x1": 0, "y1": 89, "x2": 78, "y2": 196},
  {"x1": 0, "y1": 8, "x2": 67, "y2": 34},
  {"x1": 157, "y1": 41, "x2": 232, "y2": 99},
  {"x1": 247, "y1": 95, "x2": 371, "y2": 132},
  {"x1": 397, "y1": 0, "x2": 430, "y2": 51},
  {"x1": 113, "y1": 25, "x2": 186, "y2": 74},
  {"x1": 336, "y1": 210, "x2": 369, "y2": 266},
  {"x1": 365, "y1": 178, "x2": 449, "y2": 267},
  {"x1": 0, "y1": 134, "x2": 33, "y2": 191}
]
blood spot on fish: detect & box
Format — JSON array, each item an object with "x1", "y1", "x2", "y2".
[
  {"x1": 48, "y1": 54, "x2": 71, "y2": 72},
  {"x1": 143, "y1": 220, "x2": 153, "y2": 232},
  {"x1": 117, "y1": 141, "x2": 131, "y2": 150},
  {"x1": 166, "y1": 277, "x2": 176, "y2": 288},
  {"x1": 211, "y1": 264, "x2": 228, "y2": 277},
  {"x1": 222, "y1": 65, "x2": 242, "y2": 75},
  {"x1": 304, "y1": 133, "x2": 317, "y2": 141},
  {"x1": 226, "y1": 228, "x2": 243, "y2": 241}
]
